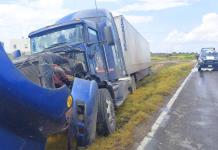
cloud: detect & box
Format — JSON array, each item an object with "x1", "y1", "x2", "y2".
[
  {"x1": 125, "y1": 15, "x2": 153, "y2": 24},
  {"x1": 111, "y1": 10, "x2": 153, "y2": 24},
  {"x1": 118, "y1": 0, "x2": 197, "y2": 12},
  {"x1": 97, "y1": 0, "x2": 118, "y2": 2},
  {"x1": 165, "y1": 13, "x2": 218, "y2": 43},
  {"x1": 0, "y1": 0, "x2": 71, "y2": 52},
  {"x1": 112, "y1": 11, "x2": 154, "y2": 24},
  {"x1": 160, "y1": 13, "x2": 218, "y2": 52}
]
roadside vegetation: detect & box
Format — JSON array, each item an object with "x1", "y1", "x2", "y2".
[
  {"x1": 151, "y1": 53, "x2": 196, "y2": 62},
  {"x1": 46, "y1": 54, "x2": 195, "y2": 150},
  {"x1": 87, "y1": 62, "x2": 194, "y2": 150}
]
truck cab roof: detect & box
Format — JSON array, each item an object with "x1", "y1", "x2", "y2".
[
  {"x1": 56, "y1": 9, "x2": 112, "y2": 24},
  {"x1": 29, "y1": 9, "x2": 112, "y2": 38}
]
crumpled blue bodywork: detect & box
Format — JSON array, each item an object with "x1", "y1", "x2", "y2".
[
  {"x1": 71, "y1": 78, "x2": 98, "y2": 146},
  {"x1": 0, "y1": 44, "x2": 98, "y2": 149}
]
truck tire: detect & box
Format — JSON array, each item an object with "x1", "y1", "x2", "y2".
[
  {"x1": 67, "y1": 128, "x2": 78, "y2": 150},
  {"x1": 198, "y1": 66, "x2": 202, "y2": 72},
  {"x1": 97, "y1": 88, "x2": 116, "y2": 136},
  {"x1": 148, "y1": 67, "x2": 152, "y2": 76},
  {"x1": 130, "y1": 75, "x2": 136, "y2": 94}
]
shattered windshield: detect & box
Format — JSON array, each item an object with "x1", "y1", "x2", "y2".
[{"x1": 30, "y1": 25, "x2": 84, "y2": 53}]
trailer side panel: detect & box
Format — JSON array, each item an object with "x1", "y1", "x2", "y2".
[{"x1": 114, "y1": 16, "x2": 151, "y2": 75}]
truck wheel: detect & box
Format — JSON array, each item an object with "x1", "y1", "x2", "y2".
[
  {"x1": 130, "y1": 75, "x2": 136, "y2": 94},
  {"x1": 67, "y1": 128, "x2": 78, "y2": 150},
  {"x1": 148, "y1": 67, "x2": 152, "y2": 76},
  {"x1": 97, "y1": 88, "x2": 116, "y2": 136},
  {"x1": 198, "y1": 66, "x2": 202, "y2": 72}
]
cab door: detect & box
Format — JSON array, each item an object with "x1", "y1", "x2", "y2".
[{"x1": 87, "y1": 28, "x2": 108, "y2": 80}]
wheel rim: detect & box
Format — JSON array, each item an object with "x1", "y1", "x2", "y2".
[
  {"x1": 131, "y1": 76, "x2": 136, "y2": 91},
  {"x1": 106, "y1": 98, "x2": 115, "y2": 128}
]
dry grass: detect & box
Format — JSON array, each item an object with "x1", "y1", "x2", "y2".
[
  {"x1": 46, "y1": 134, "x2": 67, "y2": 150},
  {"x1": 46, "y1": 62, "x2": 194, "y2": 150}
]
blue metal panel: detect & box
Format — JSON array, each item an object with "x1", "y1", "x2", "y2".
[
  {"x1": 0, "y1": 44, "x2": 70, "y2": 149},
  {"x1": 71, "y1": 78, "x2": 98, "y2": 146},
  {"x1": 0, "y1": 127, "x2": 45, "y2": 150},
  {"x1": 13, "y1": 49, "x2": 21, "y2": 58}
]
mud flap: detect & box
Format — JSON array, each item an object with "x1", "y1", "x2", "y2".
[{"x1": 71, "y1": 78, "x2": 99, "y2": 146}]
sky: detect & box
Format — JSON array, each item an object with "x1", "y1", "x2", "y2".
[{"x1": 0, "y1": 0, "x2": 218, "y2": 53}]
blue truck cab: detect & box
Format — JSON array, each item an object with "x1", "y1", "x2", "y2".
[
  {"x1": 29, "y1": 9, "x2": 131, "y2": 104},
  {"x1": 0, "y1": 9, "x2": 151, "y2": 149},
  {"x1": 198, "y1": 48, "x2": 218, "y2": 71}
]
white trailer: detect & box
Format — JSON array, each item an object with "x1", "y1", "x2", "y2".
[{"x1": 114, "y1": 15, "x2": 151, "y2": 78}]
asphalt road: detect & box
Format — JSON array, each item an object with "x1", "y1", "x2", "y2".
[{"x1": 144, "y1": 68, "x2": 218, "y2": 150}]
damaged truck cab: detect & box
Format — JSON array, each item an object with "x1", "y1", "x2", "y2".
[
  {"x1": 27, "y1": 9, "x2": 129, "y2": 144},
  {"x1": 0, "y1": 9, "x2": 151, "y2": 149}
]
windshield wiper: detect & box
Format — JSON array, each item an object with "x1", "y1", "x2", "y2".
[{"x1": 45, "y1": 42, "x2": 67, "y2": 49}]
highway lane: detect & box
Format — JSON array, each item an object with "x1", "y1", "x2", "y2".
[{"x1": 144, "y1": 68, "x2": 218, "y2": 150}]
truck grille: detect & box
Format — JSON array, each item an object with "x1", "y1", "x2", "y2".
[{"x1": 204, "y1": 60, "x2": 218, "y2": 63}]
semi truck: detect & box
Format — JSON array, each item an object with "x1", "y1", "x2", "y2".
[{"x1": 0, "y1": 9, "x2": 151, "y2": 149}]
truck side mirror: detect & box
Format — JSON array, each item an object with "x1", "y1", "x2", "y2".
[
  {"x1": 13, "y1": 50, "x2": 21, "y2": 59},
  {"x1": 104, "y1": 26, "x2": 115, "y2": 46}
]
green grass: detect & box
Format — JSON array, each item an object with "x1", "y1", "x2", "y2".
[
  {"x1": 46, "y1": 62, "x2": 194, "y2": 150},
  {"x1": 151, "y1": 53, "x2": 196, "y2": 62}
]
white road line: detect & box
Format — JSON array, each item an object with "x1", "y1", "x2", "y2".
[{"x1": 137, "y1": 67, "x2": 195, "y2": 150}]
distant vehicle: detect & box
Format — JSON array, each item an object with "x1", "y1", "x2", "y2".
[{"x1": 197, "y1": 48, "x2": 218, "y2": 71}]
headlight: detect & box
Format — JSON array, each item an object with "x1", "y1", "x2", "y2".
[
  {"x1": 67, "y1": 95, "x2": 73, "y2": 108},
  {"x1": 199, "y1": 59, "x2": 203, "y2": 63},
  {"x1": 65, "y1": 96, "x2": 73, "y2": 124}
]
